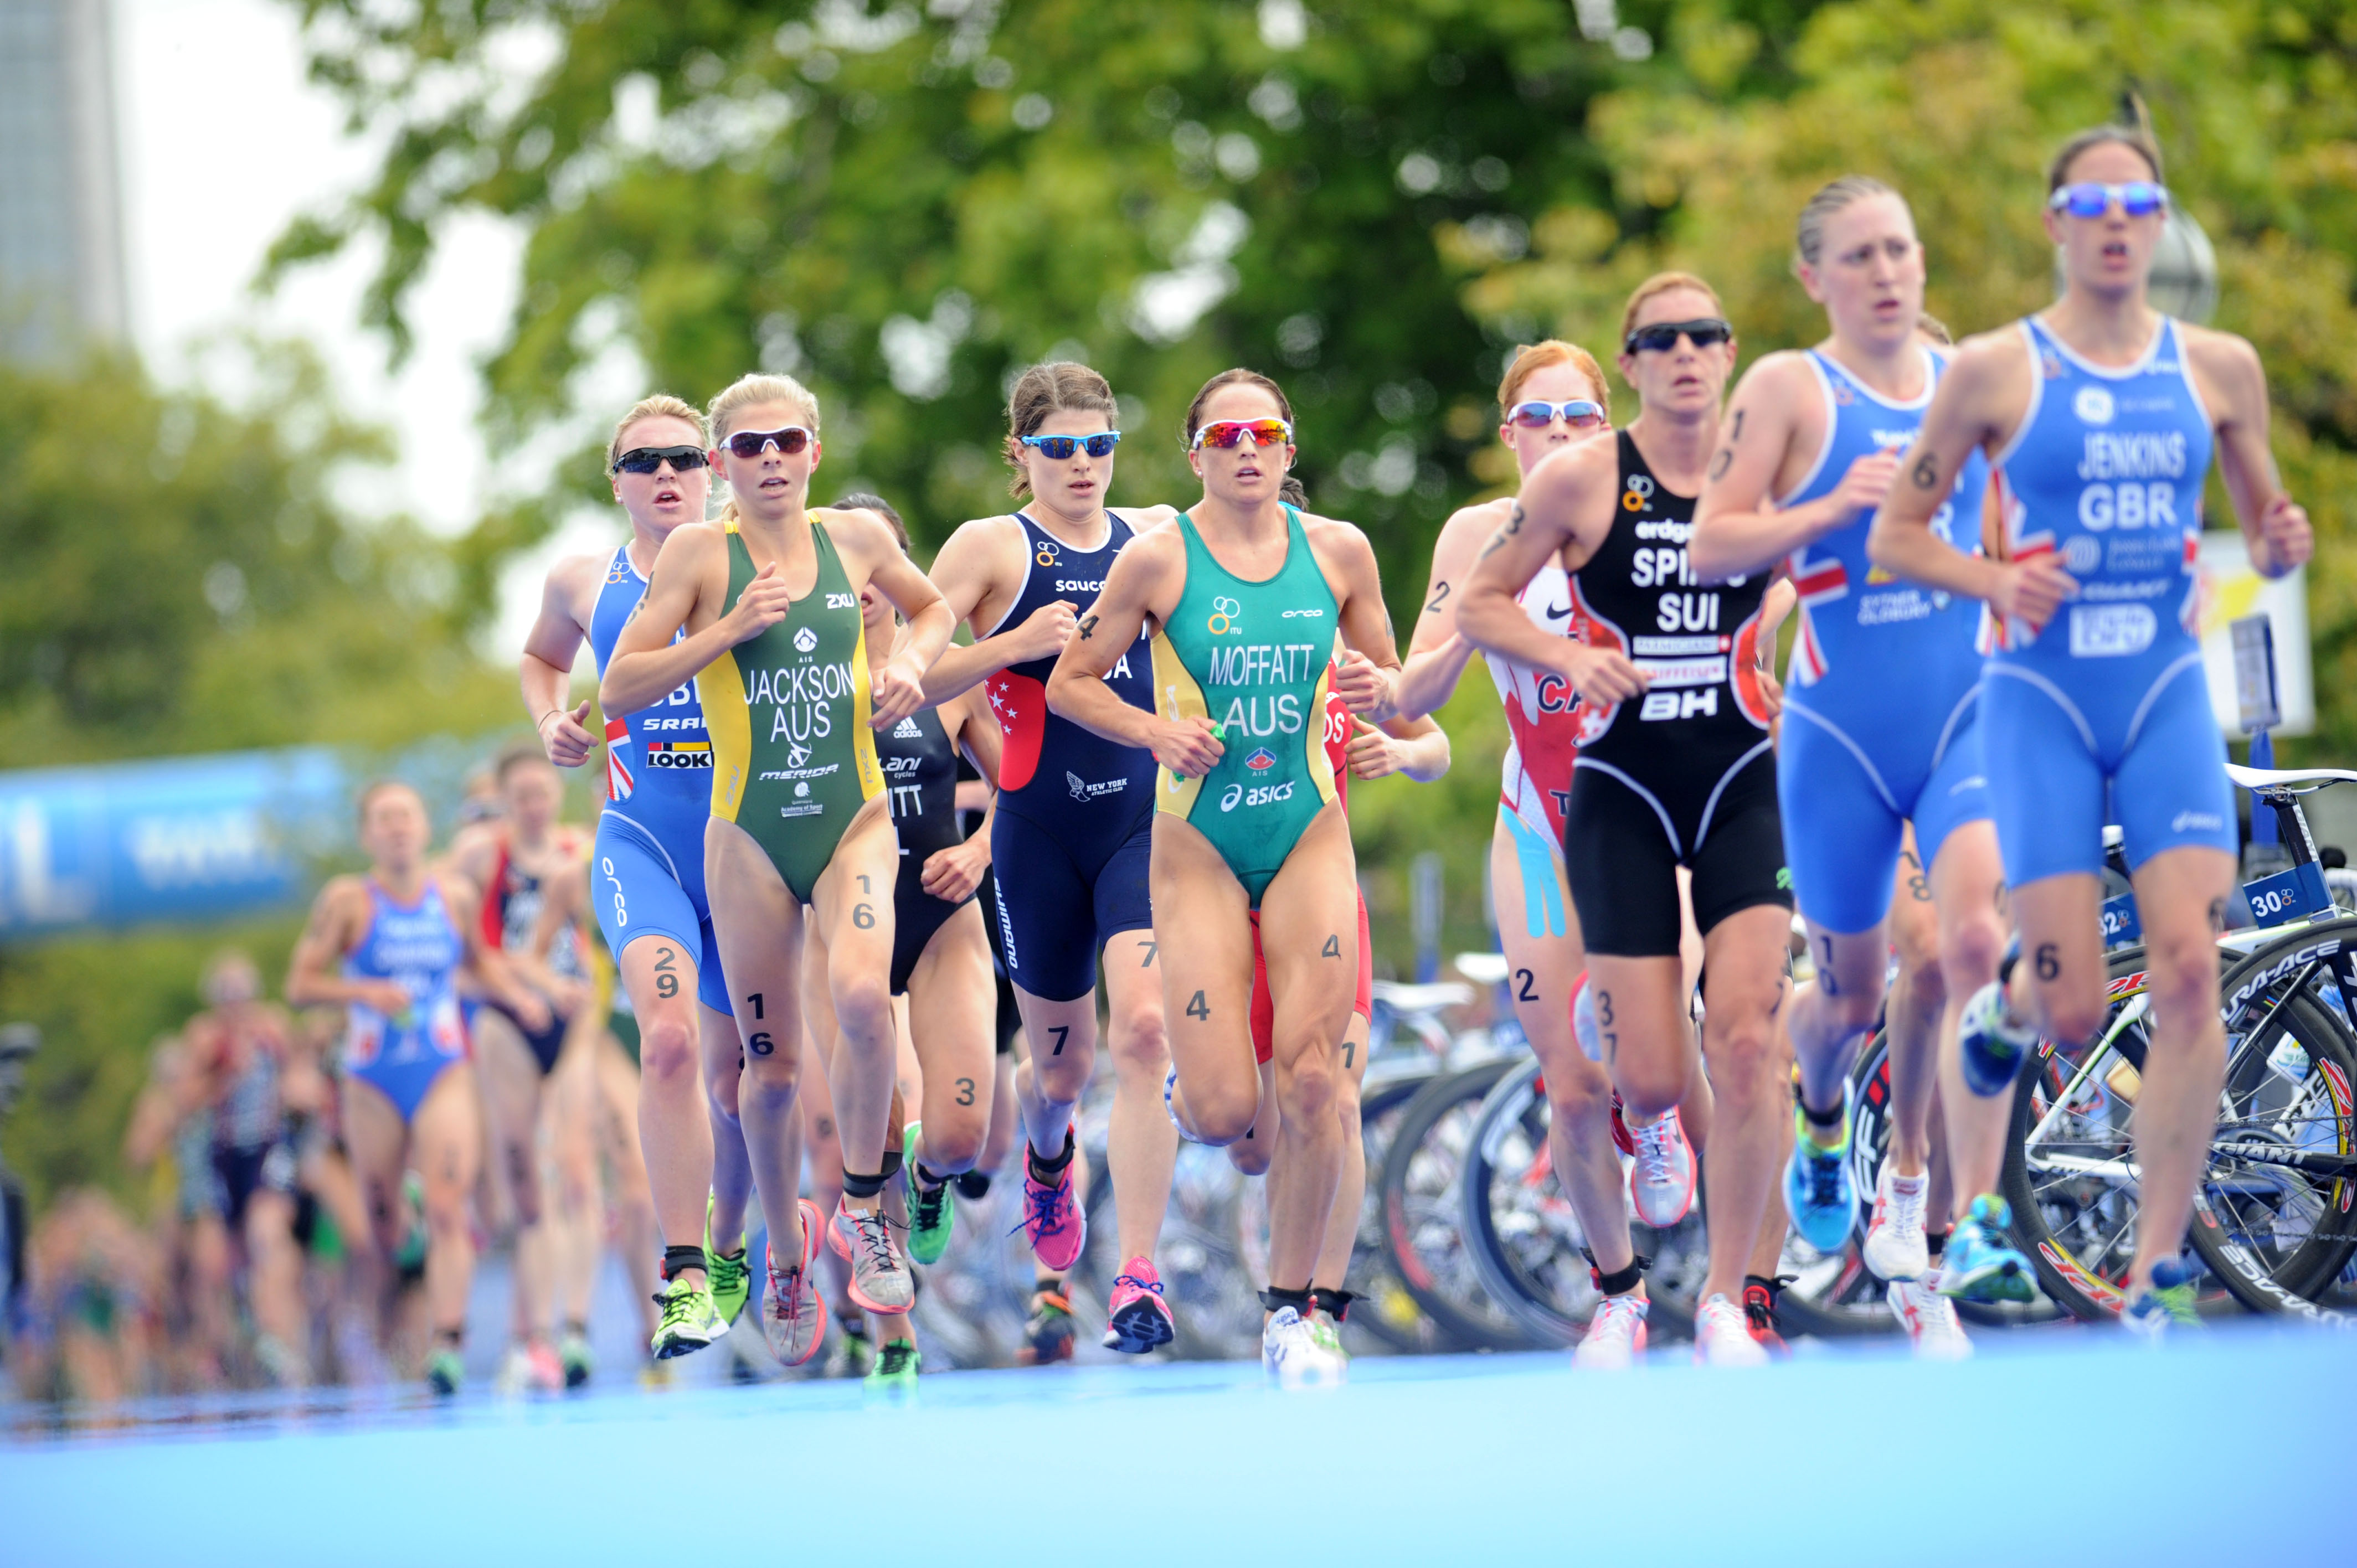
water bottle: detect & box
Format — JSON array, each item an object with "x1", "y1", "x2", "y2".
[{"x1": 2268, "y1": 1038, "x2": 2313, "y2": 1085}]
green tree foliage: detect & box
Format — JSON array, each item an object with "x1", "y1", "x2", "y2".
[
  {"x1": 271, "y1": 0, "x2": 1843, "y2": 622},
  {"x1": 0, "y1": 347, "x2": 522, "y2": 1209}
]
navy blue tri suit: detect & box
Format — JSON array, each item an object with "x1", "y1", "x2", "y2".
[
  {"x1": 982, "y1": 510, "x2": 1156, "y2": 1003},
  {"x1": 588, "y1": 541, "x2": 732, "y2": 1012}
]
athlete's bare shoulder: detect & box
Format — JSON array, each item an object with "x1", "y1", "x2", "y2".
[
  {"x1": 1946, "y1": 323, "x2": 2032, "y2": 387},
  {"x1": 1299, "y1": 510, "x2": 1378, "y2": 570},
  {"x1": 1116, "y1": 515, "x2": 1190, "y2": 575},
  {"x1": 1521, "y1": 427, "x2": 1618, "y2": 527},
  {"x1": 2177, "y1": 322, "x2": 2266, "y2": 415},
  {"x1": 1439, "y1": 495, "x2": 1515, "y2": 546},
  {"x1": 930, "y1": 513, "x2": 1027, "y2": 592},
  {"x1": 1117, "y1": 503, "x2": 1182, "y2": 532},
  {"x1": 543, "y1": 547, "x2": 611, "y2": 608},
  {"x1": 307, "y1": 873, "x2": 372, "y2": 940}
]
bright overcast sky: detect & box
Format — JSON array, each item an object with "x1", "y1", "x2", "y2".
[{"x1": 119, "y1": 0, "x2": 606, "y2": 663}]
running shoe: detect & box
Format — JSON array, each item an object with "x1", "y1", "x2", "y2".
[
  {"x1": 1742, "y1": 1277, "x2": 1788, "y2": 1356},
  {"x1": 254, "y1": 1333, "x2": 307, "y2": 1389},
  {"x1": 1572, "y1": 1293, "x2": 1648, "y2": 1370},
  {"x1": 1608, "y1": 1092, "x2": 1635, "y2": 1158},
  {"x1": 764, "y1": 1198, "x2": 828, "y2": 1366},
  {"x1": 829, "y1": 1196, "x2": 916, "y2": 1314},
  {"x1": 425, "y1": 1347, "x2": 464, "y2": 1396},
  {"x1": 559, "y1": 1329, "x2": 593, "y2": 1389},
  {"x1": 1016, "y1": 1287, "x2": 1076, "y2": 1366},
  {"x1": 1571, "y1": 972, "x2": 1600, "y2": 1061},
  {"x1": 1692, "y1": 1293, "x2": 1769, "y2": 1368},
  {"x1": 1262, "y1": 1306, "x2": 1346, "y2": 1385},
  {"x1": 1783, "y1": 1080, "x2": 1858, "y2": 1254},
  {"x1": 2121, "y1": 1258, "x2": 2201, "y2": 1341},
  {"x1": 1958, "y1": 978, "x2": 2038, "y2": 1097},
  {"x1": 706, "y1": 1192, "x2": 751, "y2": 1325},
  {"x1": 832, "y1": 1318, "x2": 874, "y2": 1379},
  {"x1": 1013, "y1": 1134, "x2": 1086, "y2": 1272},
  {"x1": 902, "y1": 1121, "x2": 955, "y2": 1265},
  {"x1": 864, "y1": 1336, "x2": 920, "y2": 1392},
  {"x1": 1627, "y1": 1110, "x2": 1696, "y2": 1227},
  {"x1": 1937, "y1": 1194, "x2": 2037, "y2": 1304},
  {"x1": 1861, "y1": 1163, "x2": 1931, "y2": 1282},
  {"x1": 1103, "y1": 1256, "x2": 1176, "y2": 1354},
  {"x1": 1304, "y1": 1311, "x2": 1350, "y2": 1370},
  {"x1": 1887, "y1": 1278, "x2": 1972, "y2": 1361},
  {"x1": 650, "y1": 1273, "x2": 728, "y2": 1361},
  {"x1": 518, "y1": 1339, "x2": 565, "y2": 1392}
]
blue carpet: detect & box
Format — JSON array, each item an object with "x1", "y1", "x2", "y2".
[{"x1": 5, "y1": 1323, "x2": 2349, "y2": 1566}]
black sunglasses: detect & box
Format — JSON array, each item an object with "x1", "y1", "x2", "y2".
[
  {"x1": 723, "y1": 425, "x2": 814, "y2": 458},
  {"x1": 1624, "y1": 317, "x2": 1734, "y2": 355},
  {"x1": 611, "y1": 445, "x2": 709, "y2": 475}
]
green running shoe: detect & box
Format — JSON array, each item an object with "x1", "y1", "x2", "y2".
[
  {"x1": 833, "y1": 1318, "x2": 874, "y2": 1379},
  {"x1": 864, "y1": 1336, "x2": 920, "y2": 1392},
  {"x1": 706, "y1": 1192, "x2": 751, "y2": 1326},
  {"x1": 903, "y1": 1121, "x2": 955, "y2": 1265},
  {"x1": 2121, "y1": 1258, "x2": 2202, "y2": 1340},
  {"x1": 650, "y1": 1273, "x2": 728, "y2": 1360},
  {"x1": 425, "y1": 1347, "x2": 464, "y2": 1396},
  {"x1": 559, "y1": 1329, "x2": 593, "y2": 1389}
]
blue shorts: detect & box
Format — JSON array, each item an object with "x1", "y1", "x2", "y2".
[
  {"x1": 990, "y1": 804, "x2": 1153, "y2": 1003},
  {"x1": 1779, "y1": 688, "x2": 1990, "y2": 935},
  {"x1": 1981, "y1": 647, "x2": 2235, "y2": 888},
  {"x1": 594, "y1": 809, "x2": 730, "y2": 1013}
]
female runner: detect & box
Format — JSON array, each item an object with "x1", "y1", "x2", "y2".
[
  {"x1": 1691, "y1": 177, "x2": 2025, "y2": 1353},
  {"x1": 1459, "y1": 275, "x2": 1795, "y2": 1366},
  {"x1": 1048, "y1": 368, "x2": 1398, "y2": 1381},
  {"x1": 919, "y1": 364, "x2": 1179, "y2": 1356},
  {"x1": 1870, "y1": 125, "x2": 2312, "y2": 1335},
  {"x1": 287, "y1": 781, "x2": 534, "y2": 1392},
  {"x1": 603, "y1": 373, "x2": 954, "y2": 1343},
  {"x1": 519, "y1": 395, "x2": 764, "y2": 1363},
  {"x1": 797, "y1": 492, "x2": 1002, "y2": 1390},
  {"x1": 1375, "y1": 339, "x2": 1701, "y2": 1367}
]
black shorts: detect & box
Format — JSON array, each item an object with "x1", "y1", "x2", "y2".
[
  {"x1": 976, "y1": 869, "x2": 1021, "y2": 1056},
  {"x1": 211, "y1": 1139, "x2": 297, "y2": 1229},
  {"x1": 491, "y1": 998, "x2": 570, "y2": 1076},
  {"x1": 891, "y1": 854, "x2": 974, "y2": 997},
  {"x1": 989, "y1": 806, "x2": 1152, "y2": 1003},
  {"x1": 1564, "y1": 742, "x2": 1791, "y2": 958}
]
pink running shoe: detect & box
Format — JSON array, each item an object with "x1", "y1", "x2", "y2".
[
  {"x1": 1102, "y1": 1257, "x2": 1176, "y2": 1354},
  {"x1": 828, "y1": 1196, "x2": 915, "y2": 1315},
  {"x1": 1627, "y1": 1109, "x2": 1696, "y2": 1228},
  {"x1": 1015, "y1": 1135, "x2": 1086, "y2": 1273},
  {"x1": 765, "y1": 1199, "x2": 827, "y2": 1366}
]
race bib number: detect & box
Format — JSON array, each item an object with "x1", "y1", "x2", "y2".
[{"x1": 2067, "y1": 603, "x2": 2156, "y2": 658}]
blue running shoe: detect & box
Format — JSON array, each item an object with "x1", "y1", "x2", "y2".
[
  {"x1": 1937, "y1": 1194, "x2": 2038, "y2": 1304},
  {"x1": 1958, "y1": 978, "x2": 2038, "y2": 1098},
  {"x1": 2121, "y1": 1257, "x2": 2201, "y2": 1340},
  {"x1": 1782, "y1": 1081, "x2": 1857, "y2": 1254}
]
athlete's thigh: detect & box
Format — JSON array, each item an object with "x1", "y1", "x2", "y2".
[
  {"x1": 411, "y1": 1063, "x2": 482, "y2": 1196},
  {"x1": 615, "y1": 931, "x2": 702, "y2": 1048},
  {"x1": 1583, "y1": 952, "x2": 1691, "y2": 1084},
  {"x1": 1563, "y1": 768, "x2": 1684, "y2": 958},
  {"x1": 339, "y1": 1078, "x2": 408, "y2": 1241},
  {"x1": 1979, "y1": 670, "x2": 2106, "y2": 889},
  {"x1": 593, "y1": 817, "x2": 708, "y2": 1013},
  {"x1": 705, "y1": 816, "x2": 807, "y2": 1067},
  {"x1": 2130, "y1": 846, "x2": 2234, "y2": 983},
  {"x1": 1258, "y1": 805, "x2": 1361, "y2": 1062},
  {"x1": 1802, "y1": 918, "x2": 1892, "y2": 1012},
  {"x1": 595, "y1": 1043, "x2": 649, "y2": 1186},
  {"x1": 1697, "y1": 904, "x2": 1794, "y2": 1046},
  {"x1": 469, "y1": 1008, "x2": 542, "y2": 1140},
  {"x1": 1150, "y1": 812, "x2": 1258, "y2": 1094},
  {"x1": 799, "y1": 919, "x2": 839, "y2": 1075},
  {"x1": 907, "y1": 903, "x2": 995, "y2": 1126},
  {"x1": 1884, "y1": 828, "x2": 1939, "y2": 973},
  {"x1": 2007, "y1": 871, "x2": 2106, "y2": 1029},
  {"x1": 1928, "y1": 818, "x2": 2005, "y2": 963},
  {"x1": 1491, "y1": 818, "x2": 1586, "y2": 1053},
  {"x1": 810, "y1": 801, "x2": 900, "y2": 1003},
  {"x1": 990, "y1": 809, "x2": 1100, "y2": 1004}
]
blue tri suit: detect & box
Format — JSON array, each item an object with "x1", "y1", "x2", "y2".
[
  {"x1": 1776, "y1": 347, "x2": 1992, "y2": 934},
  {"x1": 589, "y1": 541, "x2": 732, "y2": 1012},
  {"x1": 342, "y1": 878, "x2": 470, "y2": 1124},
  {"x1": 1982, "y1": 315, "x2": 2234, "y2": 887}
]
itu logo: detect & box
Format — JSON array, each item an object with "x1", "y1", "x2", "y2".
[
  {"x1": 2073, "y1": 385, "x2": 2117, "y2": 426},
  {"x1": 1207, "y1": 595, "x2": 1242, "y2": 635}
]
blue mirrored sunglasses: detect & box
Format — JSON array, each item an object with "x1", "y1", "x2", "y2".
[
  {"x1": 1507, "y1": 399, "x2": 1606, "y2": 431},
  {"x1": 1021, "y1": 432, "x2": 1121, "y2": 460},
  {"x1": 2048, "y1": 181, "x2": 2169, "y2": 219}
]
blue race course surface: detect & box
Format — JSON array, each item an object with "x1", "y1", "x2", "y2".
[{"x1": 6, "y1": 1321, "x2": 2349, "y2": 1566}]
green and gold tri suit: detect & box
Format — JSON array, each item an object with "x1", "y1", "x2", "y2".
[
  {"x1": 698, "y1": 514, "x2": 884, "y2": 902},
  {"x1": 1151, "y1": 504, "x2": 1340, "y2": 907}
]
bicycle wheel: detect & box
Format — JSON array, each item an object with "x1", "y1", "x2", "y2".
[
  {"x1": 1378, "y1": 1059, "x2": 1533, "y2": 1350},
  {"x1": 1342, "y1": 1071, "x2": 1449, "y2": 1353},
  {"x1": 2190, "y1": 931, "x2": 2357, "y2": 1316},
  {"x1": 2004, "y1": 946, "x2": 2241, "y2": 1321}
]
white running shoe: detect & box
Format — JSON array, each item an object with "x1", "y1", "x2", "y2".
[
  {"x1": 1887, "y1": 1278, "x2": 1972, "y2": 1361},
  {"x1": 1862, "y1": 1164, "x2": 1931, "y2": 1282},
  {"x1": 1627, "y1": 1111, "x2": 1696, "y2": 1227},
  {"x1": 1573, "y1": 1293, "x2": 1649, "y2": 1369},
  {"x1": 1262, "y1": 1307, "x2": 1346, "y2": 1386},
  {"x1": 1692, "y1": 1293, "x2": 1769, "y2": 1367}
]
